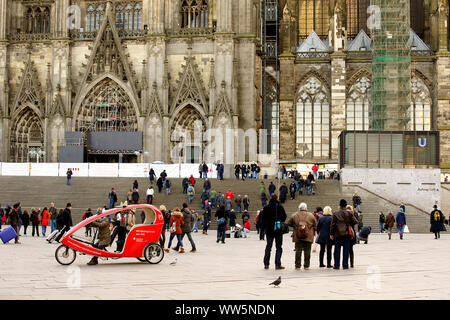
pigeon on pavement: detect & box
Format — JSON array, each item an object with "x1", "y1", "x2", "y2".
[
  {"x1": 170, "y1": 258, "x2": 178, "y2": 266},
  {"x1": 269, "y1": 276, "x2": 281, "y2": 287}
]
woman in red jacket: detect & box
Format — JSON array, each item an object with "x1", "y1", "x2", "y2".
[
  {"x1": 40, "y1": 207, "x2": 51, "y2": 237},
  {"x1": 164, "y1": 208, "x2": 185, "y2": 253}
]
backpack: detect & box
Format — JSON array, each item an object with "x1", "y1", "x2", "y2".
[
  {"x1": 296, "y1": 220, "x2": 309, "y2": 240},
  {"x1": 434, "y1": 210, "x2": 441, "y2": 222}
]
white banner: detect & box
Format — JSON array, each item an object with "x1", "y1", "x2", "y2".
[
  {"x1": 88, "y1": 163, "x2": 119, "y2": 177},
  {"x1": 59, "y1": 163, "x2": 89, "y2": 177},
  {"x1": 2, "y1": 163, "x2": 30, "y2": 176},
  {"x1": 119, "y1": 163, "x2": 150, "y2": 177},
  {"x1": 30, "y1": 163, "x2": 59, "y2": 176}
]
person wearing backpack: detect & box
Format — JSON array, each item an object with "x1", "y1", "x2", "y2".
[
  {"x1": 260, "y1": 194, "x2": 287, "y2": 270},
  {"x1": 287, "y1": 202, "x2": 317, "y2": 270},
  {"x1": 187, "y1": 183, "x2": 195, "y2": 204},
  {"x1": 330, "y1": 199, "x2": 359, "y2": 270},
  {"x1": 215, "y1": 205, "x2": 228, "y2": 244},
  {"x1": 430, "y1": 205, "x2": 445, "y2": 239},
  {"x1": 396, "y1": 207, "x2": 407, "y2": 240}
]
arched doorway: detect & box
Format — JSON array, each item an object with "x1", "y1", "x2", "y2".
[
  {"x1": 75, "y1": 78, "x2": 139, "y2": 162},
  {"x1": 10, "y1": 106, "x2": 44, "y2": 162},
  {"x1": 170, "y1": 105, "x2": 206, "y2": 163}
]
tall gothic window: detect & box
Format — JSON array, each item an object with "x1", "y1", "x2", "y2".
[
  {"x1": 24, "y1": 6, "x2": 50, "y2": 33},
  {"x1": 347, "y1": 0, "x2": 369, "y2": 39},
  {"x1": 86, "y1": 2, "x2": 142, "y2": 32},
  {"x1": 298, "y1": 0, "x2": 329, "y2": 40},
  {"x1": 180, "y1": 0, "x2": 209, "y2": 28},
  {"x1": 346, "y1": 76, "x2": 371, "y2": 130},
  {"x1": 296, "y1": 77, "x2": 330, "y2": 159},
  {"x1": 409, "y1": 76, "x2": 431, "y2": 131}
]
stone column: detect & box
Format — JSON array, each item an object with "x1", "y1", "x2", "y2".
[
  {"x1": 330, "y1": 52, "x2": 346, "y2": 161},
  {"x1": 217, "y1": 0, "x2": 232, "y2": 33},
  {"x1": 148, "y1": 0, "x2": 165, "y2": 34},
  {"x1": 437, "y1": 0, "x2": 449, "y2": 51},
  {"x1": 279, "y1": 54, "x2": 295, "y2": 161},
  {"x1": 436, "y1": 54, "x2": 450, "y2": 167},
  {"x1": 0, "y1": 0, "x2": 7, "y2": 40}
]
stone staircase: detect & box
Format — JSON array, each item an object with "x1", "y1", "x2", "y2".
[{"x1": 0, "y1": 175, "x2": 432, "y2": 233}]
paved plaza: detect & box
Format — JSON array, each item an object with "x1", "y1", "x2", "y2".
[{"x1": 1, "y1": 231, "x2": 449, "y2": 300}]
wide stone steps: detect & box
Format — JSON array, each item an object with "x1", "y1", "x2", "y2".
[{"x1": 0, "y1": 176, "x2": 431, "y2": 233}]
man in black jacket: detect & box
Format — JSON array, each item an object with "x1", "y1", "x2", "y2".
[
  {"x1": 268, "y1": 182, "x2": 276, "y2": 198},
  {"x1": 260, "y1": 194, "x2": 287, "y2": 270},
  {"x1": 55, "y1": 203, "x2": 73, "y2": 242}
]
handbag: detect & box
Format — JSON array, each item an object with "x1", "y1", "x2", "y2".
[
  {"x1": 403, "y1": 225, "x2": 409, "y2": 233},
  {"x1": 348, "y1": 225, "x2": 354, "y2": 240},
  {"x1": 169, "y1": 222, "x2": 177, "y2": 233},
  {"x1": 217, "y1": 217, "x2": 225, "y2": 226}
]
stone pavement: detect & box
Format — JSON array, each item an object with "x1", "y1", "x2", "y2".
[{"x1": 1, "y1": 231, "x2": 449, "y2": 300}]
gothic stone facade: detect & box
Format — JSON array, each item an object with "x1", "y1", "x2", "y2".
[
  {"x1": 0, "y1": 0, "x2": 259, "y2": 163},
  {"x1": 278, "y1": 0, "x2": 450, "y2": 169}
]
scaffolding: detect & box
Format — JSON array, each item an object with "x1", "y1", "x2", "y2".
[
  {"x1": 260, "y1": 0, "x2": 279, "y2": 155},
  {"x1": 370, "y1": 0, "x2": 411, "y2": 131}
]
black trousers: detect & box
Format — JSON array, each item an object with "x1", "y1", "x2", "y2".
[
  {"x1": 32, "y1": 224, "x2": 39, "y2": 237},
  {"x1": 319, "y1": 242, "x2": 333, "y2": 266},
  {"x1": 23, "y1": 224, "x2": 29, "y2": 235},
  {"x1": 264, "y1": 233, "x2": 283, "y2": 267}
]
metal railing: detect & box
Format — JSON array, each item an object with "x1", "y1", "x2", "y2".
[
  {"x1": 7, "y1": 33, "x2": 52, "y2": 41},
  {"x1": 296, "y1": 51, "x2": 330, "y2": 59},
  {"x1": 167, "y1": 27, "x2": 214, "y2": 37}
]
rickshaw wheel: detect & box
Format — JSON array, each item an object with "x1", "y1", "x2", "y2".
[
  {"x1": 55, "y1": 245, "x2": 77, "y2": 265},
  {"x1": 143, "y1": 242, "x2": 164, "y2": 264},
  {"x1": 137, "y1": 257, "x2": 147, "y2": 262}
]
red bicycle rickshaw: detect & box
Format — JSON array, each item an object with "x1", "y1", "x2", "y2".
[{"x1": 55, "y1": 204, "x2": 165, "y2": 265}]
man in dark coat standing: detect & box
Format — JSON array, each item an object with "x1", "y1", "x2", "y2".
[
  {"x1": 330, "y1": 199, "x2": 359, "y2": 270},
  {"x1": 182, "y1": 177, "x2": 189, "y2": 194},
  {"x1": 260, "y1": 194, "x2": 287, "y2": 270},
  {"x1": 268, "y1": 182, "x2": 276, "y2": 199},
  {"x1": 430, "y1": 205, "x2": 445, "y2": 239},
  {"x1": 55, "y1": 203, "x2": 73, "y2": 242},
  {"x1": 279, "y1": 183, "x2": 288, "y2": 203},
  {"x1": 66, "y1": 168, "x2": 73, "y2": 186}
]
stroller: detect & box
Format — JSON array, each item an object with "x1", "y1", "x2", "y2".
[{"x1": 234, "y1": 224, "x2": 243, "y2": 238}]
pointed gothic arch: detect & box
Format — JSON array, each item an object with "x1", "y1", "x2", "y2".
[
  {"x1": 346, "y1": 69, "x2": 372, "y2": 130},
  {"x1": 410, "y1": 74, "x2": 432, "y2": 131},
  {"x1": 74, "y1": 77, "x2": 139, "y2": 135},
  {"x1": 295, "y1": 75, "x2": 330, "y2": 160},
  {"x1": 10, "y1": 105, "x2": 44, "y2": 162}
]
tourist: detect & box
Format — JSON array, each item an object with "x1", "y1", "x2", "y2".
[
  {"x1": 127, "y1": 188, "x2": 133, "y2": 203},
  {"x1": 188, "y1": 175, "x2": 196, "y2": 186},
  {"x1": 279, "y1": 183, "x2": 288, "y2": 203},
  {"x1": 281, "y1": 165, "x2": 287, "y2": 179},
  {"x1": 216, "y1": 192, "x2": 225, "y2": 208},
  {"x1": 243, "y1": 218, "x2": 251, "y2": 238},
  {"x1": 87, "y1": 213, "x2": 111, "y2": 265},
  {"x1": 346, "y1": 205, "x2": 358, "y2": 268},
  {"x1": 198, "y1": 163, "x2": 203, "y2": 179},
  {"x1": 243, "y1": 195, "x2": 250, "y2": 212},
  {"x1": 202, "y1": 206, "x2": 210, "y2": 235},
  {"x1": 165, "y1": 179, "x2": 171, "y2": 196},
  {"x1": 379, "y1": 211, "x2": 386, "y2": 233},
  {"x1": 132, "y1": 188, "x2": 140, "y2": 204},
  {"x1": 192, "y1": 210, "x2": 199, "y2": 233},
  {"x1": 430, "y1": 205, "x2": 445, "y2": 239},
  {"x1": 149, "y1": 168, "x2": 156, "y2": 184},
  {"x1": 289, "y1": 182, "x2": 296, "y2": 200},
  {"x1": 240, "y1": 164, "x2": 246, "y2": 181},
  {"x1": 17, "y1": 203, "x2": 23, "y2": 234},
  {"x1": 9, "y1": 204, "x2": 21, "y2": 244},
  {"x1": 234, "y1": 163, "x2": 241, "y2": 179},
  {"x1": 30, "y1": 208, "x2": 40, "y2": 237},
  {"x1": 160, "y1": 170, "x2": 167, "y2": 181},
  {"x1": 260, "y1": 194, "x2": 287, "y2": 270},
  {"x1": 352, "y1": 193, "x2": 362, "y2": 213},
  {"x1": 225, "y1": 189, "x2": 235, "y2": 201},
  {"x1": 312, "y1": 207, "x2": 323, "y2": 253},
  {"x1": 182, "y1": 177, "x2": 189, "y2": 194},
  {"x1": 108, "y1": 188, "x2": 118, "y2": 209},
  {"x1": 225, "y1": 196, "x2": 233, "y2": 213},
  {"x1": 297, "y1": 176, "x2": 304, "y2": 195},
  {"x1": 21, "y1": 210, "x2": 30, "y2": 236},
  {"x1": 396, "y1": 207, "x2": 407, "y2": 240},
  {"x1": 203, "y1": 178, "x2": 211, "y2": 194},
  {"x1": 40, "y1": 207, "x2": 50, "y2": 237},
  {"x1": 133, "y1": 180, "x2": 139, "y2": 191},
  {"x1": 66, "y1": 168, "x2": 73, "y2": 186},
  {"x1": 146, "y1": 186, "x2": 154, "y2": 204},
  {"x1": 229, "y1": 209, "x2": 237, "y2": 232},
  {"x1": 316, "y1": 206, "x2": 333, "y2": 268},
  {"x1": 287, "y1": 202, "x2": 316, "y2": 270},
  {"x1": 268, "y1": 181, "x2": 276, "y2": 199},
  {"x1": 235, "y1": 194, "x2": 242, "y2": 215},
  {"x1": 261, "y1": 192, "x2": 268, "y2": 207},
  {"x1": 210, "y1": 189, "x2": 217, "y2": 207},
  {"x1": 242, "y1": 209, "x2": 250, "y2": 226},
  {"x1": 305, "y1": 177, "x2": 312, "y2": 195},
  {"x1": 83, "y1": 208, "x2": 93, "y2": 237},
  {"x1": 259, "y1": 181, "x2": 266, "y2": 197},
  {"x1": 330, "y1": 199, "x2": 359, "y2": 270},
  {"x1": 187, "y1": 183, "x2": 195, "y2": 204},
  {"x1": 202, "y1": 163, "x2": 209, "y2": 179},
  {"x1": 385, "y1": 211, "x2": 395, "y2": 240},
  {"x1": 358, "y1": 226, "x2": 372, "y2": 244},
  {"x1": 156, "y1": 177, "x2": 164, "y2": 193},
  {"x1": 312, "y1": 164, "x2": 319, "y2": 181},
  {"x1": 160, "y1": 205, "x2": 168, "y2": 245},
  {"x1": 173, "y1": 203, "x2": 196, "y2": 252},
  {"x1": 55, "y1": 203, "x2": 73, "y2": 243},
  {"x1": 215, "y1": 205, "x2": 228, "y2": 244},
  {"x1": 49, "y1": 203, "x2": 57, "y2": 233}
]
